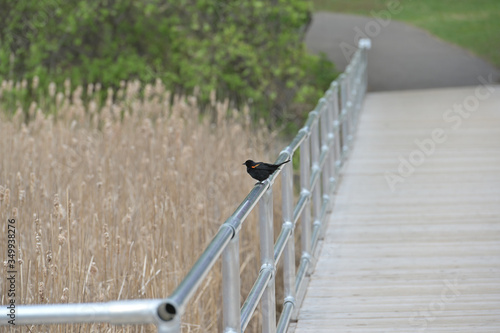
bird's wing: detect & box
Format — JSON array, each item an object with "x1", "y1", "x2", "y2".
[{"x1": 260, "y1": 163, "x2": 279, "y2": 171}]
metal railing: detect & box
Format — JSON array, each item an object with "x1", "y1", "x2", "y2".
[{"x1": 1, "y1": 39, "x2": 370, "y2": 332}]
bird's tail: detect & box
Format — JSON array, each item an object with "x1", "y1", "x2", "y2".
[{"x1": 277, "y1": 159, "x2": 291, "y2": 167}]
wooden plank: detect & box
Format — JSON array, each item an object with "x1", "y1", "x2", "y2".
[{"x1": 291, "y1": 86, "x2": 500, "y2": 332}]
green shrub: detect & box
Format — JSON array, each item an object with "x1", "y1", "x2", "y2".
[{"x1": 0, "y1": 0, "x2": 337, "y2": 126}]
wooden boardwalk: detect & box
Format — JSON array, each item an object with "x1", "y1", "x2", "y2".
[{"x1": 291, "y1": 85, "x2": 500, "y2": 332}]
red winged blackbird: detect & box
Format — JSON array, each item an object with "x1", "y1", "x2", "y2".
[{"x1": 243, "y1": 159, "x2": 290, "y2": 182}]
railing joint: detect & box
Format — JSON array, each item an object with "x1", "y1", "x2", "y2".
[
  {"x1": 279, "y1": 147, "x2": 293, "y2": 160},
  {"x1": 300, "y1": 188, "x2": 311, "y2": 198},
  {"x1": 223, "y1": 328, "x2": 239, "y2": 333},
  {"x1": 322, "y1": 193, "x2": 330, "y2": 204},
  {"x1": 282, "y1": 220, "x2": 294, "y2": 229},
  {"x1": 301, "y1": 252, "x2": 312, "y2": 264},
  {"x1": 283, "y1": 296, "x2": 296, "y2": 307},
  {"x1": 298, "y1": 126, "x2": 310, "y2": 137},
  {"x1": 259, "y1": 263, "x2": 276, "y2": 279},
  {"x1": 220, "y1": 222, "x2": 237, "y2": 240}
]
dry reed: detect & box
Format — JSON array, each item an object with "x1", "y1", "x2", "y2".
[{"x1": 0, "y1": 78, "x2": 284, "y2": 332}]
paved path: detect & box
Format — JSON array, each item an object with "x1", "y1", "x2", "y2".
[
  {"x1": 305, "y1": 12, "x2": 500, "y2": 91},
  {"x1": 291, "y1": 85, "x2": 500, "y2": 332}
]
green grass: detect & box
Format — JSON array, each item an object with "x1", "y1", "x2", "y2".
[{"x1": 311, "y1": 0, "x2": 500, "y2": 68}]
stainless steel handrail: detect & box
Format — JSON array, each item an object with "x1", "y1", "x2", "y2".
[{"x1": 1, "y1": 38, "x2": 370, "y2": 333}]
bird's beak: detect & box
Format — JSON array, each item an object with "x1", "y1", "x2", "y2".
[{"x1": 242, "y1": 162, "x2": 245, "y2": 165}]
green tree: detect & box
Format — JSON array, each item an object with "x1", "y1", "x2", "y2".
[{"x1": 0, "y1": 0, "x2": 336, "y2": 125}]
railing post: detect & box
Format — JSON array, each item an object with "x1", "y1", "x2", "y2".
[
  {"x1": 310, "y1": 119, "x2": 322, "y2": 255},
  {"x1": 319, "y1": 99, "x2": 333, "y2": 241},
  {"x1": 358, "y1": 38, "x2": 371, "y2": 101},
  {"x1": 339, "y1": 74, "x2": 349, "y2": 161},
  {"x1": 352, "y1": 38, "x2": 371, "y2": 139},
  {"x1": 347, "y1": 56, "x2": 357, "y2": 141},
  {"x1": 300, "y1": 133, "x2": 311, "y2": 265},
  {"x1": 157, "y1": 320, "x2": 180, "y2": 333},
  {"x1": 324, "y1": 91, "x2": 335, "y2": 195},
  {"x1": 277, "y1": 155, "x2": 296, "y2": 332},
  {"x1": 351, "y1": 52, "x2": 362, "y2": 133},
  {"x1": 292, "y1": 129, "x2": 313, "y2": 319},
  {"x1": 259, "y1": 187, "x2": 276, "y2": 333},
  {"x1": 319, "y1": 98, "x2": 331, "y2": 202},
  {"x1": 281, "y1": 157, "x2": 295, "y2": 295},
  {"x1": 330, "y1": 82, "x2": 341, "y2": 177},
  {"x1": 222, "y1": 234, "x2": 241, "y2": 333}
]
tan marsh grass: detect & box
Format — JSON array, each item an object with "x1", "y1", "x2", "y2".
[{"x1": 0, "y1": 79, "x2": 284, "y2": 332}]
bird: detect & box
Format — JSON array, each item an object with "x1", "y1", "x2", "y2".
[{"x1": 243, "y1": 159, "x2": 291, "y2": 182}]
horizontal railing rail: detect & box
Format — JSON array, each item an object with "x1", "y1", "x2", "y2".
[{"x1": 1, "y1": 38, "x2": 371, "y2": 333}]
